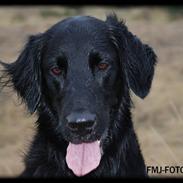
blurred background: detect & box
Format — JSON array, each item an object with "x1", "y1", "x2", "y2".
[{"x1": 0, "y1": 6, "x2": 183, "y2": 177}]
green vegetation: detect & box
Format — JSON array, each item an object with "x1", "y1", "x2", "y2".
[
  {"x1": 40, "y1": 8, "x2": 78, "y2": 18},
  {"x1": 165, "y1": 6, "x2": 183, "y2": 20}
]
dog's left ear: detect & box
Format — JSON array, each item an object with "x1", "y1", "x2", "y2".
[{"x1": 106, "y1": 14, "x2": 157, "y2": 98}]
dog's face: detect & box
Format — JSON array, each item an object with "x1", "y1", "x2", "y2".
[
  {"x1": 42, "y1": 17, "x2": 120, "y2": 144},
  {"x1": 0, "y1": 15, "x2": 157, "y2": 176}
]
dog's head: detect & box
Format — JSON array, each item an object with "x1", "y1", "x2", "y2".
[{"x1": 0, "y1": 14, "x2": 157, "y2": 176}]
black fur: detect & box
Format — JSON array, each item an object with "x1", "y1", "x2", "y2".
[{"x1": 0, "y1": 14, "x2": 157, "y2": 177}]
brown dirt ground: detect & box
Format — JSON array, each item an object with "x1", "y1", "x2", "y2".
[{"x1": 0, "y1": 6, "x2": 183, "y2": 177}]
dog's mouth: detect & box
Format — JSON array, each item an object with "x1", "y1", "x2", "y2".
[{"x1": 66, "y1": 140, "x2": 103, "y2": 177}]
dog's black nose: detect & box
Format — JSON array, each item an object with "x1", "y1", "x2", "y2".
[{"x1": 66, "y1": 111, "x2": 96, "y2": 133}]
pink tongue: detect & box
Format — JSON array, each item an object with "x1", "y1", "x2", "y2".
[{"x1": 66, "y1": 141, "x2": 101, "y2": 176}]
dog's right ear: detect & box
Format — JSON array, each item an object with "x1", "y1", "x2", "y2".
[{"x1": 0, "y1": 34, "x2": 44, "y2": 114}]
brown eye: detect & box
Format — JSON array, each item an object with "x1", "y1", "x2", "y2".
[
  {"x1": 51, "y1": 67, "x2": 62, "y2": 75},
  {"x1": 97, "y1": 63, "x2": 109, "y2": 70}
]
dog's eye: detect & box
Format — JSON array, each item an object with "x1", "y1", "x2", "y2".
[
  {"x1": 97, "y1": 63, "x2": 109, "y2": 70},
  {"x1": 51, "y1": 67, "x2": 62, "y2": 75}
]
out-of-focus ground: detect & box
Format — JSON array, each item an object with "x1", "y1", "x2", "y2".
[{"x1": 0, "y1": 6, "x2": 183, "y2": 177}]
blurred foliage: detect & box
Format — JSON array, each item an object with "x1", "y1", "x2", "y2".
[
  {"x1": 12, "y1": 13, "x2": 25, "y2": 22},
  {"x1": 40, "y1": 9, "x2": 70, "y2": 18},
  {"x1": 165, "y1": 6, "x2": 183, "y2": 20},
  {"x1": 40, "y1": 7, "x2": 83, "y2": 18}
]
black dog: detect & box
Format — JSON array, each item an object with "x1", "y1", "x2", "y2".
[{"x1": 0, "y1": 14, "x2": 157, "y2": 177}]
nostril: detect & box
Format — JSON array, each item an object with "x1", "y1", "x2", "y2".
[
  {"x1": 79, "y1": 120, "x2": 95, "y2": 130},
  {"x1": 67, "y1": 120, "x2": 95, "y2": 132},
  {"x1": 67, "y1": 122, "x2": 79, "y2": 131},
  {"x1": 66, "y1": 112, "x2": 96, "y2": 132}
]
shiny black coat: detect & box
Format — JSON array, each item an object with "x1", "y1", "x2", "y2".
[{"x1": 0, "y1": 14, "x2": 157, "y2": 177}]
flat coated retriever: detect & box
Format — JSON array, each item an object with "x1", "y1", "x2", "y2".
[{"x1": 0, "y1": 14, "x2": 157, "y2": 177}]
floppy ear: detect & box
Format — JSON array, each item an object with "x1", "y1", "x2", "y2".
[
  {"x1": 106, "y1": 14, "x2": 157, "y2": 98},
  {"x1": 0, "y1": 34, "x2": 43, "y2": 113}
]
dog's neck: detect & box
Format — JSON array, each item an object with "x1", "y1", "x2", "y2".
[{"x1": 21, "y1": 103, "x2": 146, "y2": 177}]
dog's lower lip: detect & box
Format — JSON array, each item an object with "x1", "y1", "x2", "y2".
[{"x1": 69, "y1": 139, "x2": 101, "y2": 145}]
